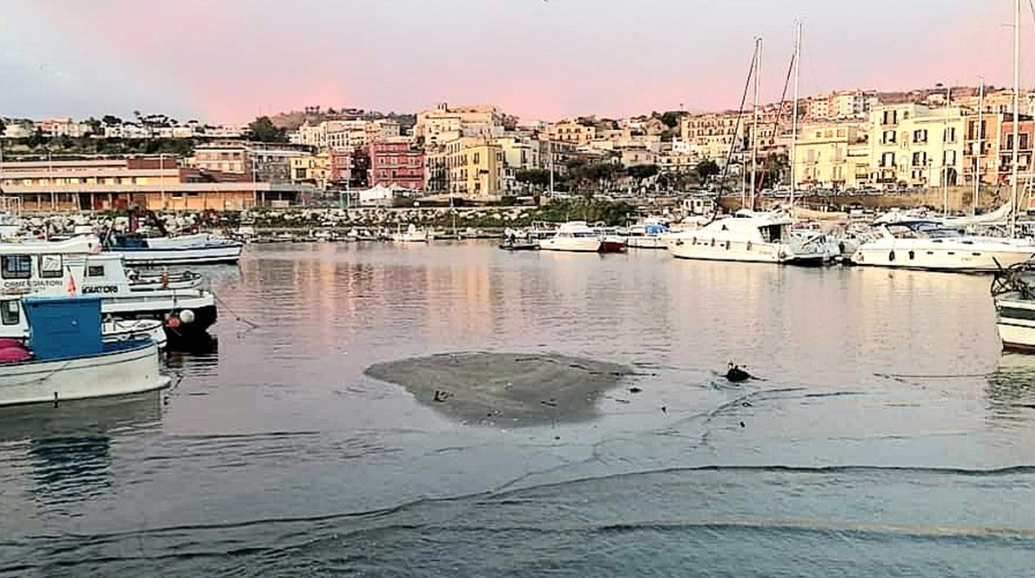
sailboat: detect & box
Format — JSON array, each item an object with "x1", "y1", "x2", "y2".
[{"x1": 994, "y1": 0, "x2": 1035, "y2": 350}]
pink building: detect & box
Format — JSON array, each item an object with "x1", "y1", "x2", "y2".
[
  {"x1": 370, "y1": 139, "x2": 425, "y2": 190},
  {"x1": 329, "y1": 149, "x2": 353, "y2": 185}
]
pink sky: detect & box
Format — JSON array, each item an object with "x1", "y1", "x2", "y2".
[{"x1": 1, "y1": 0, "x2": 1026, "y2": 124}]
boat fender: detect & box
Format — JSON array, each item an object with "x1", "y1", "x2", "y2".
[
  {"x1": 908, "y1": 250, "x2": 915, "y2": 260},
  {"x1": 166, "y1": 314, "x2": 181, "y2": 328},
  {"x1": 180, "y1": 309, "x2": 196, "y2": 324}
]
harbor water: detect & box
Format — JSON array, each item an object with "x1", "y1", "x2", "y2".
[{"x1": 2, "y1": 241, "x2": 1035, "y2": 577}]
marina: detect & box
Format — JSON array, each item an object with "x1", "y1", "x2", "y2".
[
  {"x1": 5, "y1": 0, "x2": 1035, "y2": 574},
  {"x1": 0, "y1": 241, "x2": 1032, "y2": 577}
]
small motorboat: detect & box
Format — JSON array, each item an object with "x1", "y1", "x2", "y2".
[{"x1": 0, "y1": 295, "x2": 169, "y2": 407}]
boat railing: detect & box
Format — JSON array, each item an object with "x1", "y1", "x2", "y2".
[{"x1": 991, "y1": 260, "x2": 1035, "y2": 298}]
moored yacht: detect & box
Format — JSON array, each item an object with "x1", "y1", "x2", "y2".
[
  {"x1": 625, "y1": 218, "x2": 670, "y2": 249},
  {"x1": 390, "y1": 224, "x2": 433, "y2": 243},
  {"x1": 538, "y1": 221, "x2": 625, "y2": 253},
  {"x1": 664, "y1": 210, "x2": 826, "y2": 264},
  {"x1": 850, "y1": 221, "x2": 1035, "y2": 272}
]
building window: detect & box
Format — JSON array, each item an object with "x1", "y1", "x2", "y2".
[
  {"x1": 913, "y1": 129, "x2": 927, "y2": 143},
  {"x1": 1, "y1": 255, "x2": 32, "y2": 280},
  {"x1": 882, "y1": 130, "x2": 896, "y2": 145},
  {"x1": 1, "y1": 301, "x2": 20, "y2": 326},
  {"x1": 38, "y1": 255, "x2": 63, "y2": 279}
]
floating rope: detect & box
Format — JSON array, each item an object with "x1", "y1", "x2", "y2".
[{"x1": 211, "y1": 291, "x2": 260, "y2": 329}]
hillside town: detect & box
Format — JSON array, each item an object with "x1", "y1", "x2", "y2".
[{"x1": 2, "y1": 85, "x2": 1035, "y2": 213}]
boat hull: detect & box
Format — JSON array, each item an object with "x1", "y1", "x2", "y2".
[
  {"x1": 102, "y1": 296, "x2": 217, "y2": 342},
  {"x1": 851, "y1": 245, "x2": 1035, "y2": 272},
  {"x1": 995, "y1": 292, "x2": 1035, "y2": 351},
  {"x1": 666, "y1": 238, "x2": 797, "y2": 263},
  {"x1": 626, "y1": 236, "x2": 668, "y2": 249},
  {"x1": 0, "y1": 341, "x2": 169, "y2": 407},
  {"x1": 539, "y1": 238, "x2": 603, "y2": 252},
  {"x1": 114, "y1": 245, "x2": 243, "y2": 266}
]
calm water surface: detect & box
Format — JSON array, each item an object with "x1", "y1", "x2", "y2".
[{"x1": 1, "y1": 241, "x2": 1034, "y2": 577}]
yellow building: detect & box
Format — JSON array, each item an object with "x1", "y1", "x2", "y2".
[
  {"x1": 680, "y1": 112, "x2": 744, "y2": 165},
  {"x1": 547, "y1": 119, "x2": 597, "y2": 146},
  {"x1": 793, "y1": 122, "x2": 868, "y2": 190},
  {"x1": 868, "y1": 103, "x2": 968, "y2": 188},
  {"x1": 290, "y1": 153, "x2": 332, "y2": 189},
  {"x1": 446, "y1": 138, "x2": 504, "y2": 198}
]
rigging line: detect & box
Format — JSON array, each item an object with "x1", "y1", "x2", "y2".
[
  {"x1": 720, "y1": 43, "x2": 760, "y2": 183},
  {"x1": 755, "y1": 45, "x2": 798, "y2": 200}
]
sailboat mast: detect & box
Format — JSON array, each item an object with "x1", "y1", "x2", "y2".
[
  {"x1": 547, "y1": 139, "x2": 554, "y2": 196},
  {"x1": 790, "y1": 21, "x2": 802, "y2": 208},
  {"x1": 1011, "y1": 0, "x2": 1020, "y2": 238},
  {"x1": 974, "y1": 77, "x2": 984, "y2": 216},
  {"x1": 750, "y1": 36, "x2": 762, "y2": 210}
]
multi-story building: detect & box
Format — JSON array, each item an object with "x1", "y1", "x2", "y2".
[
  {"x1": 424, "y1": 145, "x2": 449, "y2": 193},
  {"x1": 446, "y1": 137, "x2": 504, "y2": 198},
  {"x1": 680, "y1": 112, "x2": 744, "y2": 165},
  {"x1": 292, "y1": 119, "x2": 402, "y2": 149},
  {"x1": 415, "y1": 103, "x2": 504, "y2": 145},
  {"x1": 328, "y1": 148, "x2": 353, "y2": 186},
  {"x1": 193, "y1": 141, "x2": 312, "y2": 184},
  {"x1": 804, "y1": 90, "x2": 873, "y2": 121},
  {"x1": 0, "y1": 158, "x2": 306, "y2": 211},
  {"x1": 496, "y1": 136, "x2": 542, "y2": 194},
  {"x1": 792, "y1": 122, "x2": 868, "y2": 190},
  {"x1": 867, "y1": 103, "x2": 968, "y2": 188},
  {"x1": 546, "y1": 119, "x2": 597, "y2": 146},
  {"x1": 963, "y1": 112, "x2": 1003, "y2": 187},
  {"x1": 370, "y1": 137, "x2": 426, "y2": 191},
  {"x1": 38, "y1": 117, "x2": 92, "y2": 138},
  {"x1": 998, "y1": 116, "x2": 1035, "y2": 186},
  {"x1": 290, "y1": 153, "x2": 332, "y2": 189}
]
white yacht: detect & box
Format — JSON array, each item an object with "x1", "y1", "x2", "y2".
[
  {"x1": 390, "y1": 224, "x2": 433, "y2": 243},
  {"x1": 625, "y1": 218, "x2": 670, "y2": 249},
  {"x1": 850, "y1": 220, "x2": 1035, "y2": 272},
  {"x1": 538, "y1": 221, "x2": 625, "y2": 253},
  {"x1": 664, "y1": 211, "x2": 827, "y2": 264},
  {"x1": 0, "y1": 236, "x2": 217, "y2": 342}
]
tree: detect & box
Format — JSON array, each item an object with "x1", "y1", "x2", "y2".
[
  {"x1": 102, "y1": 115, "x2": 122, "y2": 126},
  {"x1": 27, "y1": 128, "x2": 47, "y2": 149},
  {"x1": 0, "y1": 117, "x2": 6, "y2": 136},
  {"x1": 627, "y1": 164, "x2": 659, "y2": 181},
  {"x1": 696, "y1": 159, "x2": 721, "y2": 181},
  {"x1": 246, "y1": 116, "x2": 288, "y2": 143},
  {"x1": 659, "y1": 111, "x2": 682, "y2": 129},
  {"x1": 514, "y1": 168, "x2": 552, "y2": 190}
]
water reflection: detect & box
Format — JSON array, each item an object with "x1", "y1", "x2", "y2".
[
  {"x1": 0, "y1": 391, "x2": 163, "y2": 507},
  {"x1": 987, "y1": 353, "x2": 1035, "y2": 424}
]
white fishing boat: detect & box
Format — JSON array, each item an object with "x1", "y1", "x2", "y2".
[
  {"x1": 390, "y1": 224, "x2": 433, "y2": 243},
  {"x1": 0, "y1": 297, "x2": 166, "y2": 349},
  {"x1": 0, "y1": 236, "x2": 217, "y2": 342},
  {"x1": 108, "y1": 233, "x2": 243, "y2": 266},
  {"x1": 0, "y1": 295, "x2": 169, "y2": 407},
  {"x1": 665, "y1": 211, "x2": 827, "y2": 264},
  {"x1": 849, "y1": 221, "x2": 1035, "y2": 272}
]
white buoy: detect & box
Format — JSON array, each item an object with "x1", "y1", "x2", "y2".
[{"x1": 179, "y1": 309, "x2": 196, "y2": 324}]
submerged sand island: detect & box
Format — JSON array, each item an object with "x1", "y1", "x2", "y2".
[{"x1": 365, "y1": 352, "x2": 633, "y2": 426}]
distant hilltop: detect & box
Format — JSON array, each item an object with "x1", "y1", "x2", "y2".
[{"x1": 269, "y1": 106, "x2": 417, "y2": 133}]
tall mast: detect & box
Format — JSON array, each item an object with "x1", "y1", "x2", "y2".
[
  {"x1": 942, "y1": 85, "x2": 951, "y2": 218},
  {"x1": 750, "y1": 36, "x2": 762, "y2": 211},
  {"x1": 1011, "y1": 0, "x2": 1020, "y2": 238},
  {"x1": 974, "y1": 76, "x2": 984, "y2": 216},
  {"x1": 547, "y1": 139, "x2": 554, "y2": 196},
  {"x1": 790, "y1": 21, "x2": 802, "y2": 208}
]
